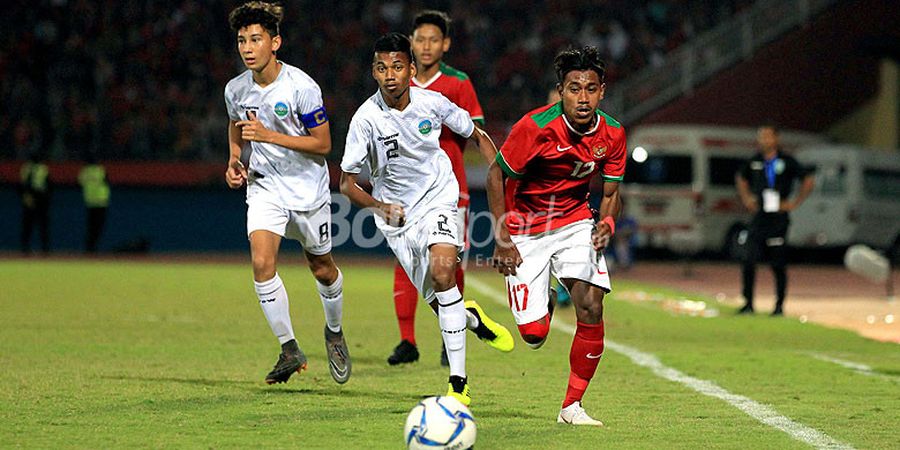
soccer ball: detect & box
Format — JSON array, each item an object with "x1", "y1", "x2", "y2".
[{"x1": 404, "y1": 396, "x2": 476, "y2": 450}]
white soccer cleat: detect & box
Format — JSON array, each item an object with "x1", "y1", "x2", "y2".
[{"x1": 557, "y1": 401, "x2": 604, "y2": 426}]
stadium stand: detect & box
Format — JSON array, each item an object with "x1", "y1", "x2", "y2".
[{"x1": 1, "y1": 0, "x2": 753, "y2": 163}]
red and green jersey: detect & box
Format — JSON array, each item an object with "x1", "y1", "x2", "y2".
[
  {"x1": 412, "y1": 62, "x2": 484, "y2": 207},
  {"x1": 496, "y1": 102, "x2": 626, "y2": 235}
]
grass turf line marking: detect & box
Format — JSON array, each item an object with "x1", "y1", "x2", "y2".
[
  {"x1": 809, "y1": 353, "x2": 874, "y2": 374},
  {"x1": 808, "y1": 353, "x2": 899, "y2": 381},
  {"x1": 467, "y1": 276, "x2": 855, "y2": 450}
]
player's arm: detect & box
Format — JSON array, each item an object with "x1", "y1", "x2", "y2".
[
  {"x1": 225, "y1": 120, "x2": 248, "y2": 189},
  {"x1": 735, "y1": 172, "x2": 758, "y2": 213},
  {"x1": 592, "y1": 181, "x2": 621, "y2": 251},
  {"x1": 783, "y1": 159, "x2": 815, "y2": 212},
  {"x1": 235, "y1": 113, "x2": 332, "y2": 156},
  {"x1": 471, "y1": 125, "x2": 524, "y2": 274},
  {"x1": 486, "y1": 122, "x2": 533, "y2": 275},
  {"x1": 486, "y1": 158, "x2": 522, "y2": 275},
  {"x1": 339, "y1": 114, "x2": 404, "y2": 226},
  {"x1": 460, "y1": 79, "x2": 486, "y2": 153},
  {"x1": 339, "y1": 172, "x2": 405, "y2": 227},
  {"x1": 468, "y1": 125, "x2": 498, "y2": 166},
  {"x1": 786, "y1": 173, "x2": 815, "y2": 211},
  {"x1": 267, "y1": 121, "x2": 331, "y2": 156},
  {"x1": 470, "y1": 126, "x2": 504, "y2": 233},
  {"x1": 593, "y1": 129, "x2": 627, "y2": 251}
]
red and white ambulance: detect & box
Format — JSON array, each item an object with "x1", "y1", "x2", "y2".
[{"x1": 620, "y1": 124, "x2": 824, "y2": 256}]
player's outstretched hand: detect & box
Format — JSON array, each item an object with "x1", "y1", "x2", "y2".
[
  {"x1": 225, "y1": 159, "x2": 247, "y2": 189},
  {"x1": 236, "y1": 111, "x2": 272, "y2": 143},
  {"x1": 378, "y1": 202, "x2": 406, "y2": 227},
  {"x1": 592, "y1": 222, "x2": 612, "y2": 251},
  {"x1": 492, "y1": 238, "x2": 523, "y2": 276}
]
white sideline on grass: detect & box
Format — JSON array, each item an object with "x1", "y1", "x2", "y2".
[
  {"x1": 467, "y1": 276, "x2": 855, "y2": 450},
  {"x1": 808, "y1": 353, "x2": 899, "y2": 381}
]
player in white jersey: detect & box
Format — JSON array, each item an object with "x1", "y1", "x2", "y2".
[
  {"x1": 223, "y1": 1, "x2": 349, "y2": 386},
  {"x1": 339, "y1": 33, "x2": 513, "y2": 406}
]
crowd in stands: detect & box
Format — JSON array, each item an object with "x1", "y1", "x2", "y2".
[{"x1": 1, "y1": 0, "x2": 753, "y2": 163}]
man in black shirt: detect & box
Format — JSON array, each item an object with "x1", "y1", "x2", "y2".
[{"x1": 735, "y1": 125, "x2": 814, "y2": 316}]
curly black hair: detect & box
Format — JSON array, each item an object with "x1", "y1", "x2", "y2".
[
  {"x1": 228, "y1": 1, "x2": 283, "y2": 37},
  {"x1": 554, "y1": 46, "x2": 606, "y2": 84}
]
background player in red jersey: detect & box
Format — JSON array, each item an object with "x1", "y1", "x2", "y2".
[
  {"x1": 387, "y1": 10, "x2": 487, "y2": 367},
  {"x1": 487, "y1": 46, "x2": 625, "y2": 425}
]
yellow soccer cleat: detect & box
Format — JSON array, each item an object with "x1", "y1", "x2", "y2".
[
  {"x1": 465, "y1": 300, "x2": 515, "y2": 352},
  {"x1": 446, "y1": 375, "x2": 471, "y2": 406}
]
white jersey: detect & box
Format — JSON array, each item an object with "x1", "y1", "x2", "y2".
[
  {"x1": 224, "y1": 62, "x2": 330, "y2": 211},
  {"x1": 342, "y1": 87, "x2": 475, "y2": 236}
]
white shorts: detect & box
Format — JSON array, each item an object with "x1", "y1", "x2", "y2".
[
  {"x1": 386, "y1": 206, "x2": 463, "y2": 303},
  {"x1": 246, "y1": 198, "x2": 332, "y2": 256},
  {"x1": 505, "y1": 219, "x2": 611, "y2": 325},
  {"x1": 457, "y1": 205, "x2": 468, "y2": 246}
]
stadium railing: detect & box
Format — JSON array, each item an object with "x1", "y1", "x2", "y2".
[{"x1": 605, "y1": 0, "x2": 839, "y2": 124}]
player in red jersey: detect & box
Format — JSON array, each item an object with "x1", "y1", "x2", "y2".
[
  {"x1": 387, "y1": 10, "x2": 487, "y2": 367},
  {"x1": 487, "y1": 46, "x2": 625, "y2": 425}
]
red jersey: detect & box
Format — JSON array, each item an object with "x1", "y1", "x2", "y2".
[
  {"x1": 496, "y1": 102, "x2": 626, "y2": 235},
  {"x1": 411, "y1": 62, "x2": 484, "y2": 207}
]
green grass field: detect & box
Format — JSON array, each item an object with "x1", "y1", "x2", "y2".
[{"x1": 1, "y1": 258, "x2": 897, "y2": 449}]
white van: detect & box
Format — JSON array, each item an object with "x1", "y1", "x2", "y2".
[
  {"x1": 621, "y1": 124, "x2": 824, "y2": 255},
  {"x1": 789, "y1": 145, "x2": 900, "y2": 258}
]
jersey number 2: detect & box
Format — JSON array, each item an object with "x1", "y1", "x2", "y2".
[
  {"x1": 571, "y1": 161, "x2": 596, "y2": 178},
  {"x1": 384, "y1": 139, "x2": 399, "y2": 159},
  {"x1": 437, "y1": 214, "x2": 452, "y2": 234}
]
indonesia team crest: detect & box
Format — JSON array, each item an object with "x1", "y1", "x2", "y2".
[{"x1": 593, "y1": 146, "x2": 607, "y2": 158}]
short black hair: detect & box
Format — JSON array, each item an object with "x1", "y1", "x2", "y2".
[
  {"x1": 413, "y1": 10, "x2": 451, "y2": 37},
  {"x1": 554, "y1": 46, "x2": 606, "y2": 84},
  {"x1": 229, "y1": 1, "x2": 283, "y2": 37},
  {"x1": 759, "y1": 122, "x2": 780, "y2": 134},
  {"x1": 373, "y1": 32, "x2": 414, "y2": 64}
]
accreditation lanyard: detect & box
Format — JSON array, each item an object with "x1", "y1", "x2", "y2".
[{"x1": 763, "y1": 157, "x2": 778, "y2": 188}]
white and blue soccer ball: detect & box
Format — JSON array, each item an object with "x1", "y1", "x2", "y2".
[{"x1": 404, "y1": 396, "x2": 476, "y2": 450}]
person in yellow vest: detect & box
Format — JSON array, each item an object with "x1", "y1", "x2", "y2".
[
  {"x1": 78, "y1": 154, "x2": 110, "y2": 253},
  {"x1": 19, "y1": 152, "x2": 52, "y2": 254}
]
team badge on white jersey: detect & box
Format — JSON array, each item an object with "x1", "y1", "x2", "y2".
[
  {"x1": 341, "y1": 87, "x2": 475, "y2": 236},
  {"x1": 224, "y1": 62, "x2": 331, "y2": 211}
]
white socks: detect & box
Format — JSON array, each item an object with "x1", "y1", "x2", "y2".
[
  {"x1": 254, "y1": 273, "x2": 295, "y2": 344},
  {"x1": 317, "y1": 269, "x2": 344, "y2": 333},
  {"x1": 436, "y1": 286, "x2": 467, "y2": 378}
]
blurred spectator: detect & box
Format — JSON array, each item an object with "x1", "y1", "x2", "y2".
[
  {"x1": 78, "y1": 153, "x2": 110, "y2": 253},
  {"x1": 20, "y1": 151, "x2": 52, "y2": 254},
  {"x1": 547, "y1": 86, "x2": 561, "y2": 104},
  {"x1": 610, "y1": 202, "x2": 638, "y2": 272},
  {"x1": 0, "y1": 0, "x2": 749, "y2": 163}
]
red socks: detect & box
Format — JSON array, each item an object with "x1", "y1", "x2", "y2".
[
  {"x1": 563, "y1": 321, "x2": 605, "y2": 408},
  {"x1": 393, "y1": 264, "x2": 418, "y2": 345}
]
